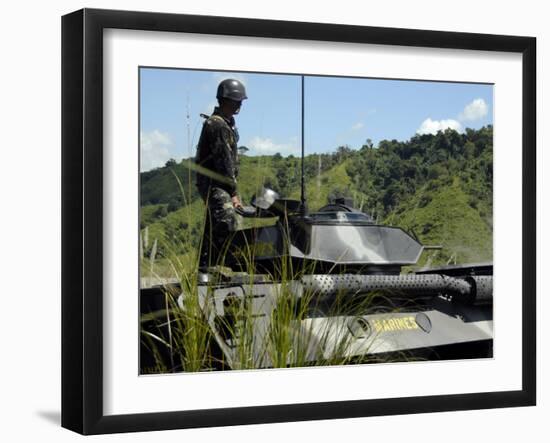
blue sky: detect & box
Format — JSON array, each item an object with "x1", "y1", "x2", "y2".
[{"x1": 140, "y1": 68, "x2": 493, "y2": 171}]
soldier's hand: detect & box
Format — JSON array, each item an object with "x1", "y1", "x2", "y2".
[{"x1": 231, "y1": 195, "x2": 243, "y2": 209}]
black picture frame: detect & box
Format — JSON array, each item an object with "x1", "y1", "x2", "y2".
[{"x1": 61, "y1": 8, "x2": 536, "y2": 435}]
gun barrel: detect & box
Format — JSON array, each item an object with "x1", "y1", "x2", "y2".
[{"x1": 301, "y1": 274, "x2": 492, "y2": 304}]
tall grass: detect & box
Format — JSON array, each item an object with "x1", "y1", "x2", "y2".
[
  {"x1": 140, "y1": 164, "x2": 407, "y2": 374},
  {"x1": 141, "y1": 212, "x2": 399, "y2": 373},
  {"x1": 140, "y1": 167, "x2": 215, "y2": 372}
]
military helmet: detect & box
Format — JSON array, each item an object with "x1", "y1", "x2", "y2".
[{"x1": 216, "y1": 78, "x2": 248, "y2": 102}]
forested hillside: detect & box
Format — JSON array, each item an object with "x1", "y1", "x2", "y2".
[{"x1": 140, "y1": 126, "x2": 493, "y2": 271}]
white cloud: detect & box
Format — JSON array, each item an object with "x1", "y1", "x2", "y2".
[
  {"x1": 246, "y1": 136, "x2": 300, "y2": 156},
  {"x1": 460, "y1": 98, "x2": 488, "y2": 121},
  {"x1": 416, "y1": 118, "x2": 463, "y2": 135},
  {"x1": 416, "y1": 98, "x2": 488, "y2": 137},
  {"x1": 351, "y1": 122, "x2": 364, "y2": 131},
  {"x1": 140, "y1": 130, "x2": 174, "y2": 171}
]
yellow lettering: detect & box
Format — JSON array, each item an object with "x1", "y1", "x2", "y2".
[{"x1": 371, "y1": 316, "x2": 419, "y2": 332}]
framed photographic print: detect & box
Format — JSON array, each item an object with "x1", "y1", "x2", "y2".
[{"x1": 62, "y1": 8, "x2": 536, "y2": 435}]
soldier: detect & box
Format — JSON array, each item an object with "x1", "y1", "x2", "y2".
[{"x1": 195, "y1": 78, "x2": 247, "y2": 270}]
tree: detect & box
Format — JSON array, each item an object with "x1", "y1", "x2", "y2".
[
  {"x1": 360, "y1": 138, "x2": 374, "y2": 151},
  {"x1": 464, "y1": 141, "x2": 475, "y2": 159},
  {"x1": 336, "y1": 145, "x2": 352, "y2": 162},
  {"x1": 164, "y1": 158, "x2": 177, "y2": 167}
]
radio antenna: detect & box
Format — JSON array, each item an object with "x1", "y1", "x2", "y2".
[{"x1": 300, "y1": 75, "x2": 308, "y2": 216}]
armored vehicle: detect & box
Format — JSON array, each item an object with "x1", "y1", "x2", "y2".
[{"x1": 149, "y1": 188, "x2": 492, "y2": 371}]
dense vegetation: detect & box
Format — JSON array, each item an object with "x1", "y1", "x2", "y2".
[{"x1": 140, "y1": 125, "x2": 493, "y2": 273}]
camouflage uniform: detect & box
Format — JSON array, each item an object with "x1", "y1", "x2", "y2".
[{"x1": 196, "y1": 107, "x2": 240, "y2": 268}]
